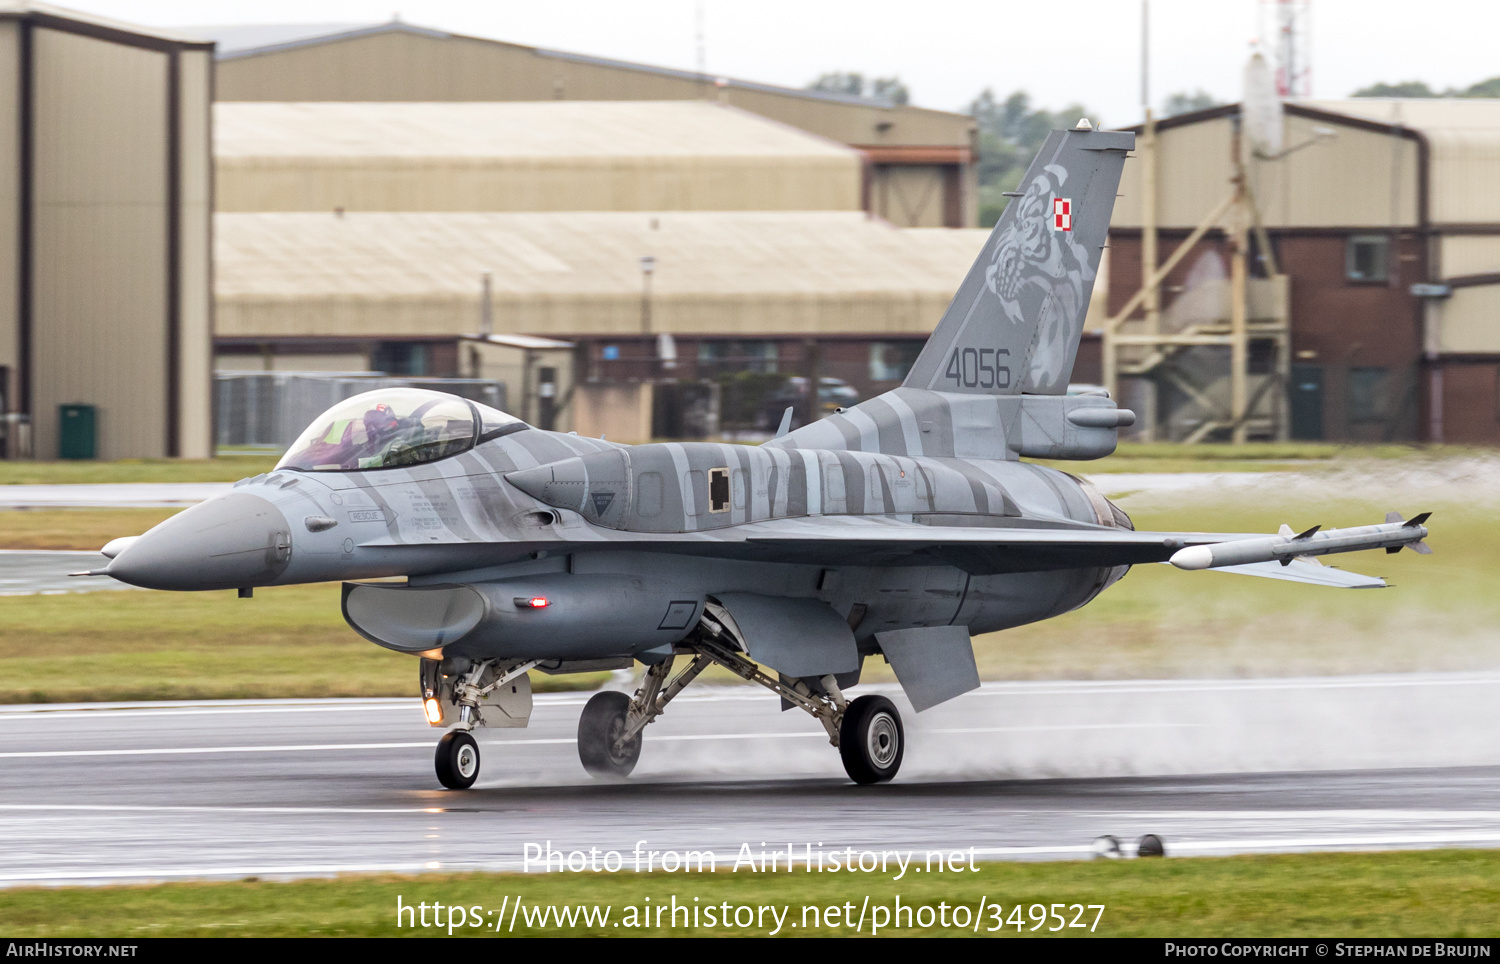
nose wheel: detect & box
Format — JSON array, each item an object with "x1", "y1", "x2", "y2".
[
  {"x1": 435, "y1": 730, "x2": 480, "y2": 789},
  {"x1": 839, "y1": 695, "x2": 904, "y2": 784}
]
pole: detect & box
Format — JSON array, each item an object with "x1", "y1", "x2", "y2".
[
  {"x1": 1141, "y1": 106, "x2": 1160, "y2": 440},
  {"x1": 480, "y1": 270, "x2": 493, "y2": 337},
  {"x1": 1230, "y1": 119, "x2": 1249, "y2": 445},
  {"x1": 639, "y1": 255, "x2": 656, "y2": 336}
]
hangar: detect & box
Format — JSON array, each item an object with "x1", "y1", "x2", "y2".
[
  {"x1": 0, "y1": 2, "x2": 213, "y2": 459},
  {"x1": 213, "y1": 100, "x2": 866, "y2": 215},
  {"x1": 201, "y1": 19, "x2": 979, "y2": 228},
  {"x1": 214, "y1": 210, "x2": 987, "y2": 440}
]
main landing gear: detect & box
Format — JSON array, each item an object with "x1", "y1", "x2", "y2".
[
  {"x1": 572, "y1": 610, "x2": 904, "y2": 785},
  {"x1": 426, "y1": 620, "x2": 905, "y2": 788}
]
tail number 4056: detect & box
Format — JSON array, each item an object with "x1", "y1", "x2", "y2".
[{"x1": 945, "y1": 347, "x2": 1011, "y2": 390}]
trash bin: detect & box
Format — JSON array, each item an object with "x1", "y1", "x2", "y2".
[{"x1": 58, "y1": 404, "x2": 96, "y2": 460}]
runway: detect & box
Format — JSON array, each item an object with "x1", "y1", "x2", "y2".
[
  {"x1": 0, "y1": 551, "x2": 137, "y2": 596},
  {"x1": 2, "y1": 672, "x2": 1499, "y2": 886}
]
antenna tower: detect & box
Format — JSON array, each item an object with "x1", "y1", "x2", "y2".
[{"x1": 1268, "y1": 0, "x2": 1312, "y2": 98}]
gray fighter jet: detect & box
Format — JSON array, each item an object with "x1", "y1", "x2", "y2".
[{"x1": 84, "y1": 123, "x2": 1431, "y2": 788}]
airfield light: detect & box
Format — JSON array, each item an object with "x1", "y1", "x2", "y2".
[{"x1": 423, "y1": 698, "x2": 442, "y2": 724}]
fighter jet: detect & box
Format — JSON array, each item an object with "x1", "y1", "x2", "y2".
[{"x1": 83, "y1": 122, "x2": 1431, "y2": 788}]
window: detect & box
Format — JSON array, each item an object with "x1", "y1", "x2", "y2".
[
  {"x1": 1346, "y1": 236, "x2": 1390, "y2": 283},
  {"x1": 869, "y1": 341, "x2": 924, "y2": 382},
  {"x1": 709, "y1": 467, "x2": 731, "y2": 513},
  {"x1": 1348, "y1": 367, "x2": 1389, "y2": 422},
  {"x1": 697, "y1": 340, "x2": 778, "y2": 374}
]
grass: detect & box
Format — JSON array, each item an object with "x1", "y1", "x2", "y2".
[
  {"x1": 0, "y1": 455, "x2": 277, "y2": 485},
  {"x1": 0, "y1": 508, "x2": 179, "y2": 550},
  {"x1": 1032, "y1": 441, "x2": 1492, "y2": 474},
  {"x1": 0, "y1": 443, "x2": 1486, "y2": 487},
  {"x1": 0, "y1": 582, "x2": 606, "y2": 702},
  {"x1": 0, "y1": 457, "x2": 1493, "y2": 701},
  {"x1": 1, "y1": 850, "x2": 1497, "y2": 937}
]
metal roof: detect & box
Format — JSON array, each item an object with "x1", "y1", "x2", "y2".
[
  {"x1": 214, "y1": 100, "x2": 859, "y2": 160},
  {"x1": 217, "y1": 211, "x2": 985, "y2": 298},
  {"x1": 0, "y1": 1, "x2": 214, "y2": 48},
  {"x1": 195, "y1": 18, "x2": 914, "y2": 111}
]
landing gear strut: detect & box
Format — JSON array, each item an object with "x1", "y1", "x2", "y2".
[
  {"x1": 573, "y1": 609, "x2": 904, "y2": 785},
  {"x1": 426, "y1": 657, "x2": 536, "y2": 790}
]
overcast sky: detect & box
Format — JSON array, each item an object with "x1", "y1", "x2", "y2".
[{"x1": 56, "y1": 0, "x2": 1500, "y2": 123}]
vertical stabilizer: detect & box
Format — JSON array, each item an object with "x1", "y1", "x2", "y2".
[{"x1": 902, "y1": 125, "x2": 1134, "y2": 396}]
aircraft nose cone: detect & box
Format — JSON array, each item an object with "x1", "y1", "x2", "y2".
[{"x1": 108, "y1": 492, "x2": 293, "y2": 591}]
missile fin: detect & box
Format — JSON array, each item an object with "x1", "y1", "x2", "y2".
[
  {"x1": 1408, "y1": 540, "x2": 1432, "y2": 555},
  {"x1": 1385, "y1": 511, "x2": 1405, "y2": 524},
  {"x1": 1405, "y1": 511, "x2": 1432, "y2": 527},
  {"x1": 1278, "y1": 524, "x2": 1294, "y2": 538},
  {"x1": 1294, "y1": 524, "x2": 1321, "y2": 540}
]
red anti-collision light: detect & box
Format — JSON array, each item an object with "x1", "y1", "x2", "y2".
[{"x1": 514, "y1": 596, "x2": 549, "y2": 609}]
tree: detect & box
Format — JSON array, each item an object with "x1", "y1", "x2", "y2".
[
  {"x1": 1162, "y1": 89, "x2": 1224, "y2": 117},
  {"x1": 967, "y1": 88, "x2": 1094, "y2": 227},
  {"x1": 869, "y1": 76, "x2": 909, "y2": 106},
  {"x1": 808, "y1": 71, "x2": 865, "y2": 98},
  {"x1": 807, "y1": 72, "x2": 909, "y2": 105},
  {"x1": 1352, "y1": 76, "x2": 1500, "y2": 98},
  {"x1": 1353, "y1": 81, "x2": 1438, "y2": 97},
  {"x1": 1461, "y1": 76, "x2": 1500, "y2": 97}
]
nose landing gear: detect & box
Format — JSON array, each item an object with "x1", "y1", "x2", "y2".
[{"x1": 434, "y1": 730, "x2": 480, "y2": 789}]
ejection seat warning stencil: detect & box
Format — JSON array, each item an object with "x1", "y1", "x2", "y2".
[
  {"x1": 1052, "y1": 198, "x2": 1072, "y2": 231},
  {"x1": 658, "y1": 601, "x2": 699, "y2": 631}
]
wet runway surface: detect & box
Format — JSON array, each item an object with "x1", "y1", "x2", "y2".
[
  {"x1": 0, "y1": 551, "x2": 135, "y2": 595},
  {"x1": 2, "y1": 673, "x2": 1498, "y2": 885}
]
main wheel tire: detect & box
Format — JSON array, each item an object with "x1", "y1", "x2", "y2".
[
  {"x1": 578, "y1": 691, "x2": 641, "y2": 778},
  {"x1": 839, "y1": 695, "x2": 904, "y2": 784},
  {"x1": 435, "y1": 730, "x2": 480, "y2": 790}
]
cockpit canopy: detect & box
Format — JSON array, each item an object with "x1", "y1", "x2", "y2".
[{"x1": 276, "y1": 388, "x2": 525, "y2": 472}]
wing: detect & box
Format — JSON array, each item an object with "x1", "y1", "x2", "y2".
[{"x1": 366, "y1": 514, "x2": 1409, "y2": 588}]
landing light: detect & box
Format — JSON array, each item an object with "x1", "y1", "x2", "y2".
[
  {"x1": 423, "y1": 698, "x2": 442, "y2": 724},
  {"x1": 515, "y1": 596, "x2": 550, "y2": 609}
]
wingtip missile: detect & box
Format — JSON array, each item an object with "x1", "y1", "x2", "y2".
[{"x1": 1170, "y1": 513, "x2": 1433, "y2": 572}]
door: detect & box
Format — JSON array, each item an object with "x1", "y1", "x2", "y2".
[{"x1": 1290, "y1": 364, "x2": 1324, "y2": 440}]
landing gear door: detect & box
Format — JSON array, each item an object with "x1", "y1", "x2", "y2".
[
  {"x1": 709, "y1": 593, "x2": 859, "y2": 679},
  {"x1": 875, "y1": 625, "x2": 980, "y2": 712}
]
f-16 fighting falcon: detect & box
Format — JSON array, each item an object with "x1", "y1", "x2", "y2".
[{"x1": 82, "y1": 122, "x2": 1432, "y2": 788}]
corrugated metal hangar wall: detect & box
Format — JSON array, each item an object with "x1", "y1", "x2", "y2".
[
  {"x1": 1105, "y1": 100, "x2": 1500, "y2": 444},
  {"x1": 0, "y1": 3, "x2": 213, "y2": 460}
]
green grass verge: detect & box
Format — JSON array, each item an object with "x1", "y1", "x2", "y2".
[
  {"x1": 0, "y1": 583, "x2": 603, "y2": 702},
  {"x1": 0, "y1": 443, "x2": 1486, "y2": 486},
  {"x1": 0, "y1": 455, "x2": 277, "y2": 485},
  {"x1": 0, "y1": 493, "x2": 1493, "y2": 701},
  {"x1": 0, "y1": 473, "x2": 1491, "y2": 701},
  {"x1": 0, "y1": 507, "x2": 179, "y2": 550},
  {"x1": 2, "y1": 850, "x2": 1497, "y2": 937},
  {"x1": 1031, "y1": 441, "x2": 1490, "y2": 474}
]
